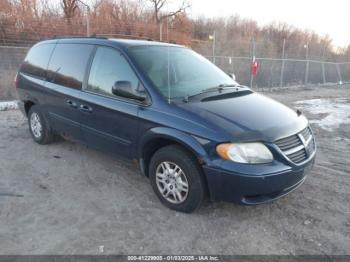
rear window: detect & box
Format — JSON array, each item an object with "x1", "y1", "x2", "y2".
[
  {"x1": 47, "y1": 43, "x2": 94, "y2": 89},
  {"x1": 21, "y1": 43, "x2": 55, "y2": 80}
]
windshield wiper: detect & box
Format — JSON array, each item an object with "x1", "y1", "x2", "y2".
[
  {"x1": 203, "y1": 83, "x2": 239, "y2": 92},
  {"x1": 183, "y1": 83, "x2": 241, "y2": 102}
]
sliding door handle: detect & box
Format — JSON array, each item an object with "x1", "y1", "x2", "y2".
[
  {"x1": 79, "y1": 104, "x2": 92, "y2": 113},
  {"x1": 66, "y1": 100, "x2": 77, "y2": 108}
]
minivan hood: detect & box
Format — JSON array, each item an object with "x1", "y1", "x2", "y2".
[{"x1": 178, "y1": 92, "x2": 308, "y2": 142}]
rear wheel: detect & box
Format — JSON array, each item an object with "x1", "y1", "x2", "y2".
[
  {"x1": 149, "y1": 145, "x2": 206, "y2": 213},
  {"x1": 28, "y1": 106, "x2": 55, "y2": 145}
]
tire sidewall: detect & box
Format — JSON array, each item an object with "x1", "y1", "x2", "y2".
[
  {"x1": 28, "y1": 106, "x2": 50, "y2": 144},
  {"x1": 149, "y1": 146, "x2": 205, "y2": 213}
]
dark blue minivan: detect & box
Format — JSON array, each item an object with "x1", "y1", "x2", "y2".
[{"x1": 16, "y1": 38, "x2": 316, "y2": 212}]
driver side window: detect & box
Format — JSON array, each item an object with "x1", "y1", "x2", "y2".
[{"x1": 87, "y1": 46, "x2": 139, "y2": 98}]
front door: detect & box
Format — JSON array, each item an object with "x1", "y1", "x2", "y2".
[{"x1": 80, "y1": 46, "x2": 141, "y2": 158}]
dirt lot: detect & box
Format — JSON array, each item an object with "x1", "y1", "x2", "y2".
[{"x1": 0, "y1": 86, "x2": 349, "y2": 255}]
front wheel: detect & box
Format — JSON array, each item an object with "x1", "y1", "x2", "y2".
[{"x1": 149, "y1": 145, "x2": 206, "y2": 213}]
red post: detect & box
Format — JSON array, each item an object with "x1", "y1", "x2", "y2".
[{"x1": 251, "y1": 61, "x2": 259, "y2": 76}]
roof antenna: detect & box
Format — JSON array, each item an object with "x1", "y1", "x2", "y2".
[{"x1": 167, "y1": 45, "x2": 170, "y2": 104}]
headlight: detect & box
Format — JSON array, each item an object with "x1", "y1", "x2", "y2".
[{"x1": 216, "y1": 142, "x2": 273, "y2": 164}]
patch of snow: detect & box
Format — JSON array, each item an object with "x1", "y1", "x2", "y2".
[
  {"x1": 303, "y1": 219, "x2": 311, "y2": 225},
  {"x1": 295, "y1": 98, "x2": 350, "y2": 131},
  {"x1": 259, "y1": 82, "x2": 346, "y2": 92},
  {"x1": 0, "y1": 101, "x2": 18, "y2": 111}
]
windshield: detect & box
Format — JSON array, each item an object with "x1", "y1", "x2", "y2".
[{"x1": 129, "y1": 46, "x2": 238, "y2": 101}]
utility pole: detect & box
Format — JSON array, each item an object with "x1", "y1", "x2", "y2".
[
  {"x1": 280, "y1": 38, "x2": 286, "y2": 88},
  {"x1": 231, "y1": 49, "x2": 235, "y2": 73},
  {"x1": 304, "y1": 42, "x2": 309, "y2": 86},
  {"x1": 77, "y1": 0, "x2": 90, "y2": 36},
  {"x1": 166, "y1": 16, "x2": 169, "y2": 42},
  {"x1": 86, "y1": 7, "x2": 90, "y2": 37},
  {"x1": 321, "y1": 45, "x2": 326, "y2": 84},
  {"x1": 159, "y1": 22, "x2": 163, "y2": 41},
  {"x1": 212, "y1": 31, "x2": 216, "y2": 64},
  {"x1": 336, "y1": 63, "x2": 343, "y2": 84},
  {"x1": 250, "y1": 38, "x2": 256, "y2": 88}
]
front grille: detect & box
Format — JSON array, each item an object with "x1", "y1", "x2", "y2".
[
  {"x1": 275, "y1": 134, "x2": 301, "y2": 151},
  {"x1": 306, "y1": 137, "x2": 316, "y2": 153},
  {"x1": 275, "y1": 127, "x2": 315, "y2": 164},
  {"x1": 288, "y1": 148, "x2": 307, "y2": 163},
  {"x1": 300, "y1": 127, "x2": 312, "y2": 141}
]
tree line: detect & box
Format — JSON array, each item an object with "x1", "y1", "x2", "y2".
[{"x1": 0, "y1": 0, "x2": 349, "y2": 61}]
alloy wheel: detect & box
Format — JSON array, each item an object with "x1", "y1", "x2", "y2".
[
  {"x1": 155, "y1": 161, "x2": 189, "y2": 204},
  {"x1": 30, "y1": 112, "x2": 42, "y2": 139}
]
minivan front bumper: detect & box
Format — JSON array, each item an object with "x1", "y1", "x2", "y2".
[{"x1": 203, "y1": 156, "x2": 315, "y2": 204}]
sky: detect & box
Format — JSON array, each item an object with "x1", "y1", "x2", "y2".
[{"x1": 189, "y1": 0, "x2": 349, "y2": 47}]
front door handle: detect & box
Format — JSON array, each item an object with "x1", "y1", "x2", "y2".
[
  {"x1": 79, "y1": 104, "x2": 92, "y2": 113},
  {"x1": 66, "y1": 100, "x2": 77, "y2": 108}
]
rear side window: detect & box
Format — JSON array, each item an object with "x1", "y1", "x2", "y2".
[
  {"x1": 47, "y1": 44, "x2": 94, "y2": 89},
  {"x1": 21, "y1": 44, "x2": 55, "y2": 80}
]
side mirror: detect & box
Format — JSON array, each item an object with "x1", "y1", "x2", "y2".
[
  {"x1": 112, "y1": 81, "x2": 146, "y2": 102},
  {"x1": 229, "y1": 73, "x2": 236, "y2": 81}
]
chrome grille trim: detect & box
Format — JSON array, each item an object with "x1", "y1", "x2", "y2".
[
  {"x1": 275, "y1": 127, "x2": 315, "y2": 164},
  {"x1": 284, "y1": 144, "x2": 305, "y2": 156},
  {"x1": 276, "y1": 135, "x2": 300, "y2": 151}
]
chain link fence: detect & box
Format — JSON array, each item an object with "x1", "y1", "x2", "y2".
[
  {"x1": 193, "y1": 37, "x2": 350, "y2": 89},
  {"x1": 0, "y1": 46, "x2": 29, "y2": 100},
  {"x1": 1, "y1": 40, "x2": 349, "y2": 100},
  {"x1": 208, "y1": 55, "x2": 349, "y2": 88},
  {"x1": 1, "y1": 1, "x2": 349, "y2": 100}
]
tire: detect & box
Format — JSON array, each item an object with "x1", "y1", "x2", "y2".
[
  {"x1": 149, "y1": 145, "x2": 206, "y2": 213},
  {"x1": 28, "y1": 105, "x2": 55, "y2": 145}
]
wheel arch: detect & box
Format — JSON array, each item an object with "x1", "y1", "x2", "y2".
[
  {"x1": 24, "y1": 100, "x2": 36, "y2": 116},
  {"x1": 138, "y1": 127, "x2": 210, "y2": 178}
]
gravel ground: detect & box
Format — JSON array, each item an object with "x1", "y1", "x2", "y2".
[{"x1": 0, "y1": 86, "x2": 349, "y2": 255}]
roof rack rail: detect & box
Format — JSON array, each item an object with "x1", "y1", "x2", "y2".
[
  {"x1": 94, "y1": 33, "x2": 156, "y2": 41},
  {"x1": 89, "y1": 34, "x2": 108, "y2": 39},
  {"x1": 50, "y1": 35, "x2": 108, "y2": 40}
]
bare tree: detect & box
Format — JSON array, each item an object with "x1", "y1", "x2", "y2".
[
  {"x1": 61, "y1": 0, "x2": 78, "y2": 25},
  {"x1": 147, "y1": 0, "x2": 190, "y2": 40},
  {"x1": 149, "y1": 0, "x2": 189, "y2": 23}
]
